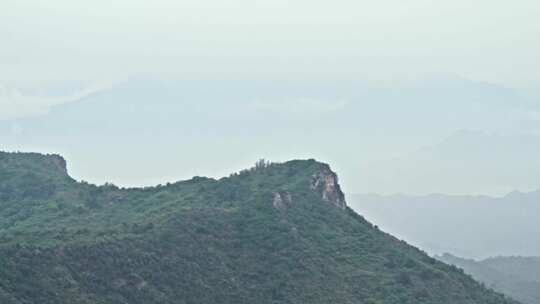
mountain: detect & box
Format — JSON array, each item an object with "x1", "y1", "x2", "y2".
[
  {"x1": 348, "y1": 191, "x2": 540, "y2": 258},
  {"x1": 438, "y1": 254, "x2": 540, "y2": 304},
  {"x1": 355, "y1": 130, "x2": 540, "y2": 195},
  {"x1": 2, "y1": 77, "x2": 539, "y2": 195},
  {"x1": 0, "y1": 151, "x2": 517, "y2": 304}
]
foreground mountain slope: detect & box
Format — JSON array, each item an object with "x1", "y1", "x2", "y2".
[
  {"x1": 0, "y1": 152, "x2": 517, "y2": 304},
  {"x1": 438, "y1": 254, "x2": 540, "y2": 304}
]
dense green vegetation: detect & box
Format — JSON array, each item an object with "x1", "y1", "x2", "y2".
[
  {"x1": 0, "y1": 151, "x2": 519, "y2": 304},
  {"x1": 438, "y1": 253, "x2": 540, "y2": 304}
]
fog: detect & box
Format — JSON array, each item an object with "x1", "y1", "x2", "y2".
[{"x1": 2, "y1": 0, "x2": 539, "y2": 88}]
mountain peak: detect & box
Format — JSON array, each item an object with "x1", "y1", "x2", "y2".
[
  {"x1": 247, "y1": 159, "x2": 347, "y2": 209},
  {"x1": 310, "y1": 165, "x2": 347, "y2": 209},
  {"x1": 0, "y1": 151, "x2": 68, "y2": 177},
  {"x1": 0, "y1": 151, "x2": 71, "y2": 201}
]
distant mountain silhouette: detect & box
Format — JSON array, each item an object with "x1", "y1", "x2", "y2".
[
  {"x1": 355, "y1": 130, "x2": 540, "y2": 195},
  {"x1": 438, "y1": 254, "x2": 540, "y2": 304},
  {"x1": 1, "y1": 77, "x2": 538, "y2": 194},
  {"x1": 349, "y1": 190, "x2": 540, "y2": 258}
]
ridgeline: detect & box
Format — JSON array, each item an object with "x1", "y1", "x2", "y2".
[{"x1": 0, "y1": 152, "x2": 518, "y2": 304}]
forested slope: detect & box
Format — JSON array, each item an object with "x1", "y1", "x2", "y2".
[{"x1": 0, "y1": 152, "x2": 517, "y2": 304}]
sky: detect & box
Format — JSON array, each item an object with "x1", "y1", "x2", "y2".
[
  {"x1": 2, "y1": 1, "x2": 539, "y2": 87},
  {"x1": 1, "y1": 0, "x2": 540, "y2": 195}
]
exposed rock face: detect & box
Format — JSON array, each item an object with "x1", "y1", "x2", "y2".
[
  {"x1": 49, "y1": 154, "x2": 68, "y2": 175},
  {"x1": 310, "y1": 167, "x2": 346, "y2": 209},
  {"x1": 273, "y1": 191, "x2": 292, "y2": 210}
]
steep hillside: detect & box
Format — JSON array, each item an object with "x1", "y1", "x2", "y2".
[
  {"x1": 0, "y1": 152, "x2": 517, "y2": 304},
  {"x1": 438, "y1": 254, "x2": 540, "y2": 304}
]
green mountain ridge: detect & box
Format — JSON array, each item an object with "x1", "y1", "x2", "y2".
[
  {"x1": 0, "y1": 151, "x2": 518, "y2": 303},
  {"x1": 437, "y1": 253, "x2": 540, "y2": 304}
]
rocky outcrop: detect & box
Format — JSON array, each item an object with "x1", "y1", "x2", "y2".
[
  {"x1": 310, "y1": 167, "x2": 346, "y2": 209},
  {"x1": 273, "y1": 191, "x2": 292, "y2": 210},
  {"x1": 48, "y1": 154, "x2": 68, "y2": 175}
]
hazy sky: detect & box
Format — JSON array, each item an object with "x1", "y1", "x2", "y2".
[{"x1": 2, "y1": 0, "x2": 539, "y2": 89}]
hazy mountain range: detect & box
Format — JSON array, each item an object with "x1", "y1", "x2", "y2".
[
  {"x1": 438, "y1": 254, "x2": 540, "y2": 304},
  {"x1": 348, "y1": 191, "x2": 540, "y2": 259},
  {"x1": 355, "y1": 130, "x2": 540, "y2": 195},
  {"x1": 1, "y1": 77, "x2": 539, "y2": 195}
]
